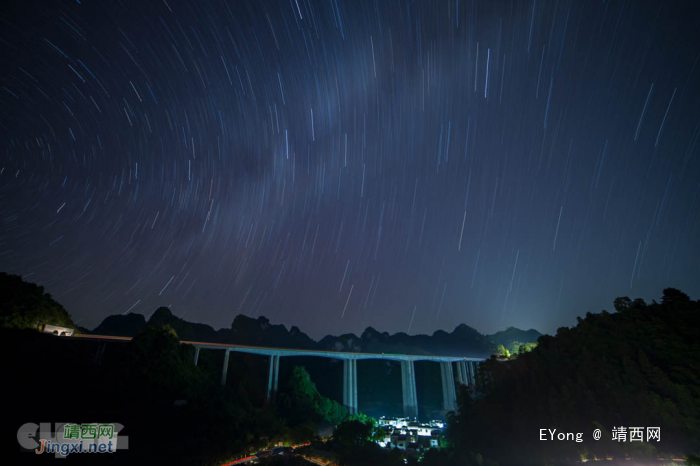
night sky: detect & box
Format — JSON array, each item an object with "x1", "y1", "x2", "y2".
[{"x1": 1, "y1": 0, "x2": 699, "y2": 340}]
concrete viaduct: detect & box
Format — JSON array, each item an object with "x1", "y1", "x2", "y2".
[{"x1": 75, "y1": 334, "x2": 485, "y2": 418}]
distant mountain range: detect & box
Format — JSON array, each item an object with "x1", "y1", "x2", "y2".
[
  {"x1": 0, "y1": 271, "x2": 543, "y2": 356},
  {"x1": 91, "y1": 307, "x2": 542, "y2": 358},
  {"x1": 487, "y1": 326, "x2": 544, "y2": 346}
]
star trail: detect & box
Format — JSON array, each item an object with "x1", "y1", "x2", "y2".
[{"x1": 1, "y1": 0, "x2": 699, "y2": 339}]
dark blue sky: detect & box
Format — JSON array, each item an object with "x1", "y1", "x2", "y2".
[{"x1": 1, "y1": 0, "x2": 699, "y2": 339}]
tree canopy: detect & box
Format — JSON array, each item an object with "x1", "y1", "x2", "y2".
[
  {"x1": 447, "y1": 288, "x2": 700, "y2": 465},
  {"x1": 0, "y1": 272, "x2": 78, "y2": 331},
  {"x1": 276, "y1": 365, "x2": 348, "y2": 426}
]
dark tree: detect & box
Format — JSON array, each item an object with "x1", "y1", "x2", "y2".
[{"x1": 0, "y1": 272, "x2": 77, "y2": 331}]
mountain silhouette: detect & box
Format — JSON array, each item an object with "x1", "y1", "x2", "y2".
[
  {"x1": 486, "y1": 326, "x2": 543, "y2": 347},
  {"x1": 90, "y1": 308, "x2": 539, "y2": 357}
]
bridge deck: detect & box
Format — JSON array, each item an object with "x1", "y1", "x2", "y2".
[{"x1": 71, "y1": 334, "x2": 486, "y2": 362}]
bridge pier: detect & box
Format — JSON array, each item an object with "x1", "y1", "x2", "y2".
[
  {"x1": 93, "y1": 342, "x2": 107, "y2": 366},
  {"x1": 401, "y1": 360, "x2": 418, "y2": 419},
  {"x1": 267, "y1": 354, "x2": 280, "y2": 403},
  {"x1": 73, "y1": 335, "x2": 487, "y2": 407},
  {"x1": 440, "y1": 362, "x2": 457, "y2": 411},
  {"x1": 343, "y1": 358, "x2": 358, "y2": 415},
  {"x1": 352, "y1": 359, "x2": 357, "y2": 414},
  {"x1": 456, "y1": 361, "x2": 464, "y2": 385},
  {"x1": 221, "y1": 348, "x2": 230, "y2": 385}
]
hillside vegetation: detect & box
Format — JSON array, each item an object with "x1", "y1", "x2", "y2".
[
  {"x1": 0, "y1": 272, "x2": 78, "y2": 331},
  {"x1": 441, "y1": 288, "x2": 700, "y2": 466}
]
